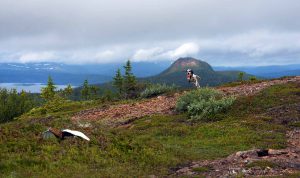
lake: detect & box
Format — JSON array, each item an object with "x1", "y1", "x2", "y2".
[{"x1": 0, "y1": 83, "x2": 77, "y2": 93}]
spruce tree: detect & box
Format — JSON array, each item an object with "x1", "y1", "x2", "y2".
[
  {"x1": 123, "y1": 60, "x2": 137, "y2": 98},
  {"x1": 41, "y1": 76, "x2": 56, "y2": 101},
  {"x1": 90, "y1": 85, "x2": 99, "y2": 99},
  {"x1": 81, "y1": 79, "x2": 90, "y2": 100},
  {"x1": 238, "y1": 72, "x2": 245, "y2": 82},
  {"x1": 113, "y1": 68, "x2": 123, "y2": 95},
  {"x1": 63, "y1": 84, "x2": 73, "y2": 98}
]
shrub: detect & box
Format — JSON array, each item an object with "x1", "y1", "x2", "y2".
[
  {"x1": 176, "y1": 88, "x2": 235, "y2": 121},
  {"x1": 176, "y1": 88, "x2": 221, "y2": 112},
  {"x1": 238, "y1": 72, "x2": 245, "y2": 81},
  {"x1": 249, "y1": 76, "x2": 257, "y2": 82},
  {"x1": 28, "y1": 95, "x2": 73, "y2": 115},
  {"x1": 140, "y1": 84, "x2": 177, "y2": 98}
]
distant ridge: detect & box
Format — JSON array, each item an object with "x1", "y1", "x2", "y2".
[{"x1": 214, "y1": 64, "x2": 300, "y2": 78}]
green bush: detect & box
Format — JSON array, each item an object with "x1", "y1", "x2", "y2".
[
  {"x1": 27, "y1": 95, "x2": 72, "y2": 116},
  {"x1": 140, "y1": 83, "x2": 177, "y2": 98},
  {"x1": 249, "y1": 76, "x2": 257, "y2": 81},
  {"x1": 176, "y1": 88, "x2": 235, "y2": 121},
  {"x1": 176, "y1": 88, "x2": 221, "y2": 112}
]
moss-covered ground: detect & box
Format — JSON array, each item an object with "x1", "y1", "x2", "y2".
[{"x1": 0, "y1": 82, "x2": 299, "y2": 177}]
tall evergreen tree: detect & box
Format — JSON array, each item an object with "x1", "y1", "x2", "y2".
[
  {"x1": 113, "y1": 68, "x2": 123, "y2": 95},
  {"x1": 81, "y1": 79, "x2": 91, "y2": 100},
  {"x1": 19, "y1": 90, "x2": 33, "y2": 113},
  {"x1": 238, "y1": 72, "x2": 245, "y2": 82},
  {"x1": 41, "y1": 76, "x2": 56, "y2": 101},
  {"x1": 7, "y1": 89, "x2": 18, "y2": 118},
  {"x1": 90, "y1": 85, "x2": 99, "y2": 99},
  {"x1": 123, "y1": 60, "x2": 137, "y2": 98},
  {"x1": 63, "y1": 84, "x2": 73, "y2": 98}
]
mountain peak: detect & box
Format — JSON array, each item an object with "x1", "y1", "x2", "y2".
[
  {"x1": 173, "y1": 57, "x2": 203, "y2": 68},
  {"x1": 161, "y1": 57, "x2": 214, "y2": 75}
]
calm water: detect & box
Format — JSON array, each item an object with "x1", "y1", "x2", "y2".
[{"x1": 0, "y1": 83, "x2": 76, "y2": 93}]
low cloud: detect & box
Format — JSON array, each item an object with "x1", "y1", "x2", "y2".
[
  {"x1": 19, "y1": 52, "x2": 57, "y2": 63},
  {"x1": 132, "y1": 47, "x2": 164, "y2": 61},
  {"x1": 196, "y1": 30, "x2": 300, "y2": 65},
  {"x1": 0, "y1": 30, "x2": 298, "y2": 66},
  {"x1": 167, "y1": 43, "x2": 200, "y2": 59},
  {"x1": 0, "y1": 0, "x2": 299, "y2": 66},
  {"x1": 1, "y1": 30, "x2": 300, "y2": 66},
  {"x1": 132, "y1": 31, "x2": 300, "y2": 65},
  {"x1": 132, "y1": 43, "x2": 199, "y2": 62}
]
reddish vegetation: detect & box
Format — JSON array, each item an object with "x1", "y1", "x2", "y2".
[
  {"x1": 71, "y1": 94, "x2": 180, "y2": 126},
  {"x1": 218, "y1": 76, "x2": 300, "y2": 96}
]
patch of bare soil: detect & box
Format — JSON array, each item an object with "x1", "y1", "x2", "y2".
[
  {"x1": 71, "y1": 94, "x2": 180, "y2": 126},
  {"x1": 71, "y1": 76, "x2": 300, "y2": 126}
]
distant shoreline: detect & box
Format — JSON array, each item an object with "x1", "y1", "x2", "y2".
[{"x1": 0, "y1": 83, "x2": 77, "y2": 93}]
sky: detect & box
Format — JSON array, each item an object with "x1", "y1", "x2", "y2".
[{"x1": 0, "y1": 0, "x2": 300, "y2": 66}]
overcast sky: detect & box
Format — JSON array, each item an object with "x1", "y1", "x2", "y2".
[{"x1": 0, "y1": 0, "x2": 300, "y2": 66}]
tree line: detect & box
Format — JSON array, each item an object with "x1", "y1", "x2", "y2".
[
  {"x1": 40, "y1": 60, "x2": 140, "y2": 102},
  {"x1": 0, "y1": 88, "x2": 37, "y2": 123}
]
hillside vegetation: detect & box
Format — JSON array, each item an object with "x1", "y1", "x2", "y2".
[{"x1": 0, "y1": 77, "x2": 299, "y2": 177}]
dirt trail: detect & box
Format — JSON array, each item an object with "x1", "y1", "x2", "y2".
[{"x1": 71, "y1": 76, "x2": 300, "y2": 125}]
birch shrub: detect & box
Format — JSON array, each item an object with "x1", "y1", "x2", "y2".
[
  {"x1": 176, "y1": 88, "x2": 235, "y2": 121},
  {"x1": 140, "y1": 83, "x2": 177, "y2": 98}
]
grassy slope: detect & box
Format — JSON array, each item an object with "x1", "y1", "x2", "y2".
[{"x1": 0, "y1": 83, "x2": 299, "y2": 177}]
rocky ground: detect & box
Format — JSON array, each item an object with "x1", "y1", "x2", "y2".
[
  {"x1": 71, "y1": 94, "x2": 180, "y2": 126},
  {"x1": 173, "y1": 127, "x2": 300, "y2": 177}
]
